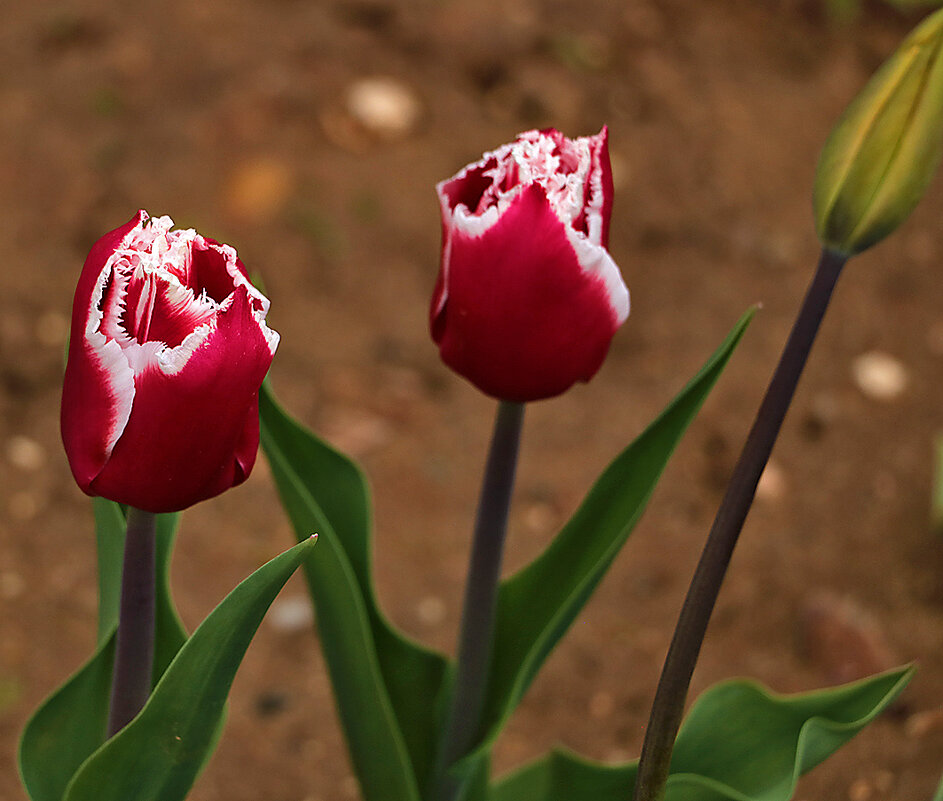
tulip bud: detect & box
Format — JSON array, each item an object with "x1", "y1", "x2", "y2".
[
  {"x1": 61, "y1": 211, "x2": 279, "y2": 513},
  {"x1": 431, "y1": 127, "x2": 630, "y2": 402},
  {"x1": 814, "y1": 8, "x2": 943, "y2": 255}
]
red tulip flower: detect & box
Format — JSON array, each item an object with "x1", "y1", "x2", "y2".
[
  {"x1": 431, "y1": 127, "x2": 629, "y2": 402},
  {"x1": 61, "y1": 211, "x2": 279, "y2": 513}
]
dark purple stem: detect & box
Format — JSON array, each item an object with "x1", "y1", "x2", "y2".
[
  {"x1": 107, "y1": 506, "x2": 157, "y2": 737},
  {"x1": 432, "y1": 400, "x2": 525, "y2": 801},
  {"x1": 632, "y1": 249, "x2": 847, "y2": 801}
]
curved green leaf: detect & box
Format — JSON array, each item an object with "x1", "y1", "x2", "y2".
[
  {"x1": 489, "y1": 666, "x2": 914, "y2": 801},
  {"x1": 18, "y1": 635, "x2": 116, "y2": 801},
  {"x1": 479, "y1": 310, "x2": 755, "y2": 749},
  {"x1": 62, "y1": 536, "x2": 316, "y2": 801},
  {"x1": 260, "y1": 384, "x2": 448, "y2": 800},
  {"x1": 18, "y1": 505, "x2": 185, "y2": 801}
]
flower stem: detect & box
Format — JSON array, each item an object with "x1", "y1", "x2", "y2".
[
  {"x1": 432, "y1": 400, "x2": 525, "y2": 801},
  {"x1": 107, "y1": 506, "x2": 157, "y2": 737},
  {"x1": 632, "y1": 249, "x2": 847, "y2": 801}
]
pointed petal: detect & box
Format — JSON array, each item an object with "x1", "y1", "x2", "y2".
[
  {"x1": 88, "y1": 287, "x2": 275, "y2": 512},
  {"x1": 434, "y1": 184, "x2": 624, "y2": 402},
  {"x1": 61, "y1": 212, "x2": 146, "y2": 491}
]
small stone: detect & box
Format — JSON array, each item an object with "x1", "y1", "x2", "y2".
[
  {"x1": 6, "y1": 436, "x2": 46, "y2": 471},
  {"x1": 345, "y1": 77, "x2": 421, "y2": 139},
  {"x1": 589, "y1": 691, "x2": 614, "y2": 719},
  {"x1": 416, "y1": 595, "x2": 446, "y2": 627},
  {"x1": 224, "y1": 157, "x2": 293, "y2": 223},
  {"x1": 523, "y1": 501, "x2": 557, "y2": 534},
  {"x1": 852, "y1": 351, "x2": 908, "y2": 401},
  {"x1": 755, "y1": 460, "x2": 785, "y2": 501},
  {"x1": 848, "y1": 778, "x2": 872, "y2": 801},
  {"x1": 268, "y1": 597, "x2": 314, "y2": 633},
  {"x1": 905, "y1": 706, "x2": 943, "y2": 738}
]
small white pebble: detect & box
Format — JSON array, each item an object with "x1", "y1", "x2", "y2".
[
  {"x1": 852, "y1": 351, "x2": 908, "y2": 401},
  {"x1": 268, "y1": 597, "x2": 314, "y2": 633},
  {"x1": 6, "y1": 435, "x2": 46, "y2": 471},
  {"x1": 346, "y1": 77, "x2": 421, "y2": 138},
  {"x1": 416, "y1": 595, "x2": 446, "y2": 627}
]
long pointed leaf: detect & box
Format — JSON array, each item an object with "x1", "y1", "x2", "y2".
[
  {"x1": 489, "y1": 666, "x2": 913, "y2": 801},
  {"x1": 17, "y1": 635, "x2": 116, "y2": 801},
  {"x1": 480, "y1": 310, "x2": 754, "y2": 746},
  {"x1": 62, "y1": 536, "x2": 317, "y2": 801},
  {"x1": 261, "y1": 384, "x2": 448, "y2": 800},
  {"x1": 18, "y1": 505, "x2": 185, "y2": 801}
]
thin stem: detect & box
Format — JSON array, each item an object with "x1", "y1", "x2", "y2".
[
  {"x1": 632, "y1": 249, "x2": 847, "y2": 801},
  {"x1": 431, "y1": 400, "x2": 525, "y2": 801},
  {"x1": 107, "y1": 506, "x2": 158, "y2": 737}
]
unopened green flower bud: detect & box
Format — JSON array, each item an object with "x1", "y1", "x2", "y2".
[{"x1": 814, "y1": 8, "x2": 943, "y2": 255}]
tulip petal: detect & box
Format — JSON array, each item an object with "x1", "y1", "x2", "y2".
[
  {"x1": 88, "y1": 286, "x2": 276, "y2": 512},
  {"x1": 61, "y1": 212, "x2": 146, "y2": 491},
  {"x1": 433, "y1": 184, "x2": 624, "y2": 402},
  {"x1": 62, "y1": 211, "x2": 278, "y2": 512}
]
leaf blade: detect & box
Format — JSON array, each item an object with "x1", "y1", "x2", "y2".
[
  {"x1": 261, "y1": 385, "x2": 446, "y2": 801},
  {"x1": 18, "y1": 505, "x2": 185, "y2": 801},
  {"x1": 481, "y1": 310, "x2": 755, "y2": 746},
  {"x1": 62, "y1": 537, "x2": 317, "y2": 801},
  {"x1": 488, "y1": 667, "x2": 913, "y2": 801}
]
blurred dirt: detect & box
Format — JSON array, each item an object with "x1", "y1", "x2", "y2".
[{"x1": 1, "y1": 1, "x2": 942, "y2": 799}]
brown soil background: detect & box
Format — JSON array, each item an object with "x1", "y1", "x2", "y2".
[{"x1": 1, "y1": 0, "x2": 942, "y2": 799}]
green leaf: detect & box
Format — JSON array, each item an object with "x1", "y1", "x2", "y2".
[
  {"x1": 18, "y1": 505, "x2": 185, "y2": 801},
  {"x1": 62, "y1": 536, "x2": 317, "y2": 801},
  {"x1": 260, "y1": 384, "x2": 448, "y2": 801},
  {"x1": 478, "y1": 309, "x2": 754, "y2": 750},
  {"x1": 932, "y1": 770, "x2": 943, "y2": 801},
  {"x1": 18, "y1": 635, "x2": 116, "y2": 801},
  {"x1": 489, "y1": 666, "x2": 914, "y2": 801}
]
